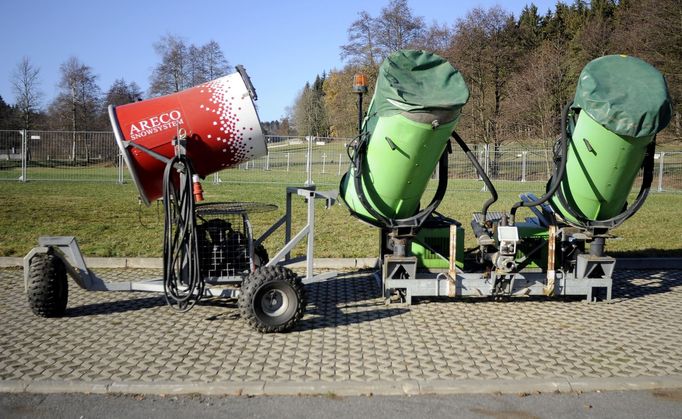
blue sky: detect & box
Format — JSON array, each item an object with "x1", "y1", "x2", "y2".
[{"x1": 0, "y1": 0, "x2": 557, "y2": 122}]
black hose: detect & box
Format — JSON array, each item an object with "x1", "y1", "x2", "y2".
[
  {"x1": 451, "y1": 132, "x2": 498, "y2": 226},
  {"x1": 509, "y1": 101, "x2": 571, "y2": 224},
  {"x1": 162, "y1": 154, "x2": 204, "y2": 311}
]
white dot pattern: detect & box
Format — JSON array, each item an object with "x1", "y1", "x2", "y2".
[{"x1": 195, "y1": 75, "x2": 265, "y2": 165}]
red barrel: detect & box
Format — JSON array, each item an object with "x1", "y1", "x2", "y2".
[{"x1": 109, "y1": 70, "x2": 267, "y2": 205}]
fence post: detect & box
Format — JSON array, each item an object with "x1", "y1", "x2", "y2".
[
  {"x1": 321, "y1": 153, "x2": 327, "y2": 174},
  {"x1": 658, "y1": 152, "x2": 665, "y2": 192},
  {"x1": 305, "y1": 136, "x2": 314, "y2": 186},
  {"x1": 482, "y1": 143, "x2": 489, "y2": 192},
  {"x1": 286, "y1": 153, "x2": 290, "y2": 172},
  {"x1": 117, "y1": 152, "x2": 124, "y2": 184},
  {"x1": 521, "y1": 151, "x2": 527, "y2": 182},
  {"x1": 213, "y1": 172, "x2": 220, "y2": 184},
  {"x1": 338, "y1": 153, "x2": 343, "y2": 175},
  {"x1": 265, "y1": 153, "x2": 270, "y2": 171},
  {"x1": 20, "y1": 130, "x2": 27, "y2": 182}
]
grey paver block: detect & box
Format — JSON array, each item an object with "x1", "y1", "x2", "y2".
[{"x1": 1, "y1": 267, "x2": 681, "y2": 396}]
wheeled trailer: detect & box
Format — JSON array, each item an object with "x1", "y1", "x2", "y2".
[{"x1": 23, "y1": 187, "x2": 337, "y2": 333}]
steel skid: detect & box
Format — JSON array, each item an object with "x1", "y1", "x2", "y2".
[{"x1": 378, "y1": 220, "x2": 616, "y2": 305}]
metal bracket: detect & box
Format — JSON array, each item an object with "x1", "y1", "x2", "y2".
[
  {"x1": 262, "y1": 187, "x2": 337, "y2": 281},
  {"x1": 23, "y1": 236, "x2": 108, "y2": 292}
]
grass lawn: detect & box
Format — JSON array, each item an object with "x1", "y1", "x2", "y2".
[{"x1": 1, "y1": 179, "x2": 680, "y2": 258}]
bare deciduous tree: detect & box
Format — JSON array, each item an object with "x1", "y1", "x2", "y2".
[
  {"x1": 201, "y1": 40, "x2": 232, "y2": 80},
  {"x1": 11, "y1": 57, "x2": 42, "y2": 130},
  {"x1": 375, "y1": 0, "x2": 425, "y2": 54},
  {"x1": 150, "y1": 36, "x2": 232, "y2": 96},
  {"x1": 48, "y1": 57, "x2": 101, "y2": 159},
  {"x1": 341, "y1": 11, "x2": 381, "y2": 68},
  {"x1": 149, "y1": 34, "x2": 188, "y2": 95},
  {"x1": 340, "y1": 1, "x2": 425, "y2": 68}
]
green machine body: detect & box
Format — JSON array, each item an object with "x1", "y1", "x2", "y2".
[
  {"x1": 550, "y1": 55, "x2": 672, "y2": 226},
  {"x1": 339, "y1": 50, "x2": 469, "y2": 225}
]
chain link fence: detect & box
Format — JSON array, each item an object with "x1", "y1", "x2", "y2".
[{"x1": 1, "y1": 130, "x2": 680, "y2": 193}]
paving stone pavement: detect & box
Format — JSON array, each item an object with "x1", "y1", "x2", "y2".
[{"x1": 1, "y1": 267, "x2": 681, "y2": 393}]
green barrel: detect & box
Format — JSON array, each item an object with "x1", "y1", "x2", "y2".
[
  {"x1": 340, "y1": 50, "x2": 469, "y2": 224},
  {"x1": 550, "y1": 55, "x2": 672, "y2": 225}
]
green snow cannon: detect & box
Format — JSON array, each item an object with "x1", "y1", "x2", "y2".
[
  {"x1": 340, "y1": 50, "x2": 469, "y2": 227},
  {"x1": 550, "y1": 55, "x2": 672, "y2": 228}
]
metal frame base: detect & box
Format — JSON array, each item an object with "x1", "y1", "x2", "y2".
[
  {"x1": 23, "y1": 187, "x2": 339, "y2": 299},
  {"x1": 379, "y1": 256, "x2": 614, "y2": 305}
]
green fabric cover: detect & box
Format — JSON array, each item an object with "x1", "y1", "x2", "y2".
[
  {"x1": 370, "y1": 50, "x2": 469, "y2": 120},
  {"x1": 573, "y1": 55, "x2": 672, "y2": 138}
]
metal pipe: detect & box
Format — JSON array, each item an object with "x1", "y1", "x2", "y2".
[
  {"x1": 509, "y1": 102, "x2": 571, "y2": 224},
  {"x1": 452, "y1": 132, "x2": 498, "y2": 226}
]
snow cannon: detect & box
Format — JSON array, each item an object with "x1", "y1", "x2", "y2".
[
  {"x1": 109, "y1": 66, "x2": 267, "y2": 205},
  {"x1": 549, "y1": 55, "x2": 672, "y2": 229},
  {"x1": 23, "y1": 65, "x2": 338, "y2": 334},
  {"x1": 340, "y1": 50, "x2": 469, "y2": 229}
]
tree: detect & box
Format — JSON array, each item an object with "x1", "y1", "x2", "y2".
[
  {"x1": 48, "y1": 57, "x2": 102, "y2": 159},
  {"x1": 611, "y1": 0, "x2": 682, "y2": 139},
  {"x1": 413, "y1": 22, "x2": 453, "y2": 55},
  {"x1": 504, "y1": 39, "x2": 571, "y2": 174},
  {"x1": 11, "y1": 57, "x2": 42, "y2": 130},
  {"x1": 341, "y1": 11, "x2": 381, "y2": 68},
  {"x1": 50, "y1": 57, "x2": 101, "y2": 131},
  {"x1": 375, "y1": 0, "x2": 425, "y2": 55},
  {"x1": 187, "y1": 44, "x2": 207, "y2": 87},
  {"x1": 449, "y1": 7, "x2": 519, "y2": 141},
  {"x1": 340, "y1": 0, "x2": 425, "y2": 68},
  {"x1": 201, "y1": 40, "x2": 232, "y2": 80},
  {"x1": 104, "y1": 79, "x2": 143, "y2": 106},
  {"x1": 518, "y1": 4, "x2": 543, "y2": 51},
  {"x1": 322, "y1": 66, "x2": 376, "y2": 137},
  {"x1": 293, "y1": 77, "x2": 329, "y2": 137},
  {"x1": 99, "y1": 78, "x2": 143, "y2": 128},
  {"x1": 0, "y1": 95, "x2": 18, "y2": 129},
  {"x1": 448, "y1": 6, "x2": 520, "y2": 175},
  {"x1": 149, "y1": 34, "x2": 189, "y2": 95},
  {"x1": 329, "y1": 0, "x2": 681, "y2": 149},
  {"x1": 150, "y1": 36, "x2": 232, "y2": 95}
]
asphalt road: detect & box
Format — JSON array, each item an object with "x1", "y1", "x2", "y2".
[{"x1": 2, "y1": 389, "x2": 681, "y2": 419}]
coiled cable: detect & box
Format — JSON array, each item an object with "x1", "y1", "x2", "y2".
[{"x1": 162, "y1": 153, "x2": 204, "y2": 311}]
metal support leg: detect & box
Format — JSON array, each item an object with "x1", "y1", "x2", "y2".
[
  {"x1": 20, "y1": 130, "x2": 27, "y2": 182},
  {"x1": 285, "y1": 190, "x2": 292, "y2": 261},
  {"x1": 306, "y1": 190, "x2": 315, "y2": 282}
]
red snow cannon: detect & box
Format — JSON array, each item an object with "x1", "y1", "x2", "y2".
[{"x1": 109, "y1": 66, "x2": 267, "y2": 205}]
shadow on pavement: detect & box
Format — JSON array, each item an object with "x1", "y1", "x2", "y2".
[
  {"x1": 294, "y1": 270, "x2": 409, "y2": 331},
  {"x1": 66, "y1": 295, "x2": 167, "y2": 317},
  {"x1": 612, "y1": 270, "x2": 682, "y2": 300},
  {"x1": 62, "y1": 269, "x2": 679, "y2": 321}
]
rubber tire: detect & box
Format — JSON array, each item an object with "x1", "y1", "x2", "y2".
[
  {"x1": 253, "y1": 244, "x2": 269, "y2": 268},
  {"x1": 238, "y1": 266, "x2": 305, "y2": 333},
  {"x1": 27, "y1": 253, "x2": 68, "y2": 317}
]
